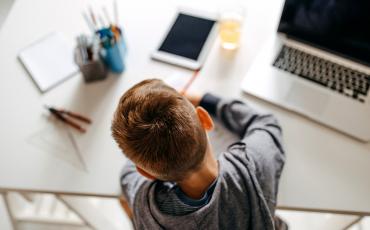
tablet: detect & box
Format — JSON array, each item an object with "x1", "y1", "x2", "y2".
[{"x1": 151, "y1": 10, "x2": 218, "y2": 70}]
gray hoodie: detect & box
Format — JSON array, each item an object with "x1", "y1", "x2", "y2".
[{"x1": 120, "y1": 94, "x2": 285, "y2": 229}]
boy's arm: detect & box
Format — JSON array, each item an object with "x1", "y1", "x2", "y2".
[
  {"x1": 199, "y1": 93, "x2": 284, "y2": 151},
  {"x1": 197, "y1": 93, "x2": 285, "y2": 202},
  {"x1": 120, "y1": 160, "x2": 149, "y2": 210}
]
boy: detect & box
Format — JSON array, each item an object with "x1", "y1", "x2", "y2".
[{"x1": 111, "y1": 79, "x2": 285, "y2": 229}]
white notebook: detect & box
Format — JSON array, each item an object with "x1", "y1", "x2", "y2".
[{"x1": 18, "y1": 32, "x2": 78, "y2": 92}]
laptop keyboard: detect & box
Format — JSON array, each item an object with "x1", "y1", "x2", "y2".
[{"x1": 273, "y1": 45, "x2": 370, "y2": 103}]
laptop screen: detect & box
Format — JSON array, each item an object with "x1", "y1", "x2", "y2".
[{"x1": 278, "y1": 0, "x2": 370, "y2": 67}]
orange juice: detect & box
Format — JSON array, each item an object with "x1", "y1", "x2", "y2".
[
  {"x1": 219, "y1": 19, "x2": 242, "y2": 50},
  {"x1": 219, "y1": 7, "x2": 244, "y2": 50}
]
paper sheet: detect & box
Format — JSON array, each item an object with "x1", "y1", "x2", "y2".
[{"x1": 18, "y1": 32, "x2": 78, "y2": 92}]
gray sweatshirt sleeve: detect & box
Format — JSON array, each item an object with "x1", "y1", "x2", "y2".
[
  {"x1": 120, "y1": 160, "x2": 149, "y2": 209},
  {"x1": 200, "y1": 93, "x2": 285, "y2": 205}
]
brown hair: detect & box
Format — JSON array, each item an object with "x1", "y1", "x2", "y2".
[{"x1": 111, "y1": 79, "x2": 207, "y2": 181}]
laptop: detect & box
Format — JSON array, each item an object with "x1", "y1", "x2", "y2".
[{"x1": 241, "y1": 0, "x2": 370, "y2": 141}]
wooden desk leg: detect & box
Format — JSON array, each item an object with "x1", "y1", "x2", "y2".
[{"x1": 119, "y1": 195, "x2": 133, "y2": 221}]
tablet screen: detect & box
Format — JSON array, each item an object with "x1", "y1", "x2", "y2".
[{"x1": 158, "y1": 13, "x2": 216, "y2": 60}]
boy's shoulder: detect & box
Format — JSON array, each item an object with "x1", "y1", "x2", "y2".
[
  {"x1": 131, "y1": 150, "x2": 275, "y2": 230},
  {"x1": 218, "y1": 142, "x2": 255, "y2": 177}
]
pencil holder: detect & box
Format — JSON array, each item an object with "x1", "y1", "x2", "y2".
[
  {"x1": 100, "y1": 38, "x2": 127, "y2": 74},
  {"x1": 75, "y1": 48, "x2": 108, "y2": 82}
]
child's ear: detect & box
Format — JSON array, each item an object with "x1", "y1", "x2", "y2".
[
  {"x1": 196, "y1": 107, "x2": 214, "y2": 131},
  {"x1": 136, "y1": 166, "x2": 157, "y2": 180}
]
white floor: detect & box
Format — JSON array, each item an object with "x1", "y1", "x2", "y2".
[
  {"x1": 3, "y1": 192, "x2": 369, "y2": 230},
  {"x1": 5, "y1": 192, "x2": 133, "y2": 230},
  {"x1": 276, "y1": 210, "x2": 368, "y2": 230}
]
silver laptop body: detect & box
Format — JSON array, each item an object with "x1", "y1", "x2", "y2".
[{"x1": 241, "y1": 33, "x2": 370, "y2": 141}]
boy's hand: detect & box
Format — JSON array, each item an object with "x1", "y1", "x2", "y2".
[{"x1": 184, "y1": 93, "x2": 202, "y2": 107}]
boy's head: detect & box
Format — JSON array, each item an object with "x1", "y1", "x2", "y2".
[{"x1": 111, "y1": 79, "x2": 211, "y2": 181}]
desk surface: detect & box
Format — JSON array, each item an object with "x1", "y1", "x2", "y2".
[{"x1": 1, "y1": 0, "x2": 370, "y2": 215}]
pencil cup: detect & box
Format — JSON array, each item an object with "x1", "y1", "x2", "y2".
[
  {"x1": 75, "y1": 48, "x2": 108, "y2": 83},
  {"x1": 100, "y1": 38, "x2": 127, "y2": 74}
]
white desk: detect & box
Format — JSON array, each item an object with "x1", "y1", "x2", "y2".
[{"x1": 0, "y1": 0, "x2": 369, "y2": 217}]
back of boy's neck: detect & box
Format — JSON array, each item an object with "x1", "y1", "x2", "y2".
[{"x1": 177, "y1": 154, "x2": 218, "y2": 200}]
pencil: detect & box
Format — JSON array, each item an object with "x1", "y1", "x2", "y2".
[
  {"x1": 114, "y1": 0, "x2": 119, "y2": 26},
  {"x1": 98, "y1": 15, "x2": 106, "y2": 28},
  {"x1": 181, "y1": 69, "x2": 200, "y2": 95},
  {"x1": 102, "y1": 6, "x2": 112, "y2": 25},
  {"x1": 82, "y1": 11, "x2": 96, "y2": 32},
  {"x1": 88, "y1": 6, "x2": 97, "y2": 27}
]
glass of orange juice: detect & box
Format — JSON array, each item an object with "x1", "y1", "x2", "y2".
[{"x1": 219, "y1": 7, "x2": 245, "y2": 50}]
